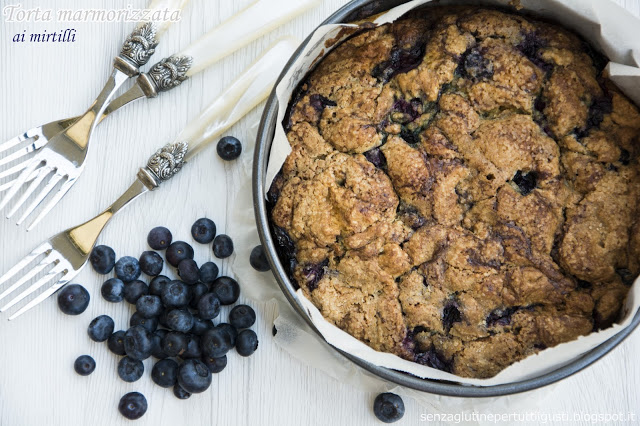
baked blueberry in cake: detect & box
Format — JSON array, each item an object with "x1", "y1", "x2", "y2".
[{"x1": 268, "y1": 6, "x2": 640, "y2": 378}]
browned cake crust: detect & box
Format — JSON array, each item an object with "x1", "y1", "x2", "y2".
[{"x1": 268, "y1": 7, "x2": 640, "y2": 378}]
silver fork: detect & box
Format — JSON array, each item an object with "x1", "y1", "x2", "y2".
[
  {"x1": 0, "y1": 38, "x2": 297, "y2": 320},
  {"x1": 0, "y1": 22, "x2": 162, "y2": 229}
]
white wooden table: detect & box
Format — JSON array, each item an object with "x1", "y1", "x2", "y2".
[{"x1": 1, "y1": 1, "x2": 638, "y2": 425}]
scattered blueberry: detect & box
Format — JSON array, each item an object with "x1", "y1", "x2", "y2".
[
  {"x1": 178, "y1": 359, "x2": 212, "y2": 393},
  {"x1": 74, "y1": 355, "x2": 96, "y2": 376},
  {"x1": 190, "y1": 318, "x2": 214, "y2": 337},
  {"x1": 217, "y1": 323, "x2": 238, "y2": 347},
  {"x1": 302, "y1": 260, "x2": 328, "y2": 291},
  {"x1": 147, "y1": 226, "x2": 172, "y2": 250},
  {"x1": 189, "y1": 283, "x2": 209, "y2": 309},
  {"x1": 161, "y1": 280, "x2": 191, "y2": 308},
  {"x1": 151, "y1": 358, "x2": 179, "y2": 388},
  {"x1": 461, "y1": 48, "x2": 494, "y2": 80},
  {"x1": 107, "y1": 330, "x2": 127, "y2": 356},
  {"x1": 229, "y1": 305, "x2": 256, "y2": 329},
  {"x1": 196, "y1": 293, "x2": 221, "y2": 320},
  {"x1": 117, "y1": 356, "x2": 144, "y2": 383},
  {"x1": 124, "y1": 325, "x2": 154, "y2": 360},
  {"x1": 166, "y1": 309, "x2": 195, "y2": 333},
  {"x1": 212, "y1": 234, "x2": 234, "y2": 258},
  {"x1": 216, "y1": 136, "x2": 242, "y2": 161},
  {"x1": 173, "y1": 384, "x2": 191, "y2": 400},
  {"x1": 136, "y1": 295, "x2": 163, "y2": 318},
  {"x1": 130, "y1": 312, "x2": 158, "y2": 333},
  {"x1": 151, "y1": 329, "x2": 169, "y2": 359},
  {"x1": 202, "y1": 354, "x2": 227, "y2": 374},
  {"x1": 149, "y1": 275, "x2": 170, "y2": 297},
  {"x1": 178, "y1": 259, "x2": 200, "y2": 284},
  {"x1": 139, "y1": 251, "x2": 164, "y2": 276},
  {"x1": 249, "y1": 245, "x2": 270, "y2": 272},
  {"x1": 166, "y1": 241, "x2": 194, "y2": 267},
  {"x1": 308, "y1": 94, "x2": 337, "y2": 113},
  {"x1": 101, "y1": 278, "x2": 125, "y2": 303},
  {"x1": 373, "y1": 393, "x2": 405, "y2": 423},
  {"x1": 236, "y1": 329, "x2": 258, "y2": 357},
  {"x1": 486, "y1": 307, "x2": 518, "y2": 327},
  {"x1": 115, "y1": 256, "x2": 141, "y2": 282},
  {"x1": 118, "y1": 392, "x2": 148, "y2": 420},
  {"x1": 199, "y1": 262, "x2": 219, "y2": 284},
  {"x1": 87, "y1": 315, "x2": 114, "y2": 342},
  {"x1": 191, "y1": 218, "x2": 216, "y2": 244},
  {"x1": 89, "y1": 245, "x2": 116, "y2": 274},
  {"x1": 211, "y1": 276, "x2": 240, "y2": 305},
  {"x1": 201, "y1": 327, "x2": 232, "y2": 358},
  {"x1": 162, "y1": 331, "x2": 189, "y2": 357},
  {"x1": 57, "y1": 284, "x2": 90, "y2": 315},
  {"x1": 179, "y1": 335, "x2": 203, "y2": 360},
  {"x1": 442, "y1": 301, "x2": 462, "y2": 333},
  {"x1": 123, "y1": 280, "x2": 149, "y2": 304}
]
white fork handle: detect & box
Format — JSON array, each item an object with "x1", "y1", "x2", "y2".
[
  {"x1": 180, "y1": 0, "x2": 318, "y2": 76},
  {"x1": 177, "y1": 37, "x2": 298, "y2": 160},
  {"x1": 143, "y1": 0, "x2": 189, "y2": 38}
]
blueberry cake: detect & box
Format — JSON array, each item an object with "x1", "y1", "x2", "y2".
[{"x1": 268, "y1": 7, "x2": 640, "y2": 378}]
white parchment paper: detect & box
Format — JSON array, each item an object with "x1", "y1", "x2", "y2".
[{"x1": 231, "y1": 0, "x2": 640, "y2": 397}]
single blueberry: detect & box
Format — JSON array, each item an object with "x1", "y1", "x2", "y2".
[
  {"x1": 442, "y1": 301, "x2": 462, "y2": 333},
  {"x1": 512, "y1": 170, "x2": 538, "y2": 195},
  {"x1": 101, "y1": 278, "x2": 124, "y2": 303},
  {"x1": 166, "y1": 241, "x2": 194, "y2": 267},
  {"x1": 216, "y1": 136, "x2": 242, "y2": 161},
  {"x1": 161, "y1": 280, "x2": 191, "y2": 308},
  {"x1": 87, "y1": 315, "x2": 114, "y2": 342},
  {"x1": 136, "y1": 295, "x2": 163, "y2": 318},
  {"x1": 486, "y1": 307, "x2": 518, "y2": 327},
  {"x1": 217, "y1": 323, "x2": 238, "y2": 347},
  {"x1": 57, "y1": 284, "x2": 90, "y2": 315},
  {"x1": 236, "y1": 329, "x2": 259, "y2": 357},
  {"x1": 130, "y1": 311, "x2": 159, "y2": 333},
  {"x1": 197, "y1": 293, "x2": 221, "y2": 320},
  {"x1": 117, "y1": 356, "x2": 144, "y2": 383},
  {"x1": 302, "y1": 260, "x2": 328, "y2": 291},
  {"x1": 139, "y1": 251, "x2": 164, "y2": 276},
  {"x1": 212, "y1": 234, "x2": 234, "y2": 258},
  {"x1": 149, "y1": 275, "x2": 170, "y2": 296},
  {"x1": 373, "y1": 393, "x2": 405, "y2": 423},
  {"x1": 107, "y1": 330, "x2": 127, "y2": 356},
  {"x1": 201, "y1": 327, "x2": 232, "y2": 358},
  {"x1": 74, "y1": 355, "x2": 96, "y2": 376},
  {"x1": 147, "y1": 226, "x2": 172, "y2": 250},
  {"x1": 178, "y1": 359, "x2": 212, "y2": 393},
  {"x1": 173, "y1": 384, "x2": 191, "y2": 400},
  {"x1": 190, "y1": 317, "x2": 214, "y2": 336},
  {"x1": 308, "y1": 94, "x2": 337, "y2": 113},
  {"x1": 123, "y1": 280, "x2": 149, "y2": 304},
  {"x1": 178, "y1": 259, "x2": 200, "y2": 285},
  {"x1": 162, "y1": 331, "x2": 189, "y2": 357},
  {"x1": 124, "y1": 325, "x2": 154, "y2": 360},
  {"x1": 118, "y1": 392, "x2": 148, "y2": 420},
  {"x1": 462, "y1": 48, "x2": 494, "y2": 80},
  {"x1": 229, "y1": 304, "x2": 256, "y2": 329},
  {"x1": 115, "y1": 256, "x2": 141, "y2": 282},
  {"x1": 211, "y1": 276, "x2": 240, "y2": 305},
  {"x1": 363, "y1": 147, "x2": 387, "y2": 169},
  {"x1": 179, "y1": 335, "x2": 202, "y2": 360},
  {"x1": 151, "y1": 329, "x2": 169, "y2": 359},
  {"x1": 249, "y1": 245, "x2": 270, "y2": 272},
  {"x1": 202, "y1": 354, "x2": 227, "y2": 374},
  {"x1": 151, "y1": 358, "x2": 179, "y2": 388},
  {"x1": 89, "y1": 245, "x2": 116, "y2": 274},
  {"x1": 165, "y1": 309, "x2": 195, "y2": 333},
  {"x1": 191, "y1": 218, "x2": 216, "y2": 244},
  {"x1": 189, "y1": 282, "x2": 209, "y2": 309},
  {"x1": 199, "y1": 262, "x2": 219, "y2": 284}
]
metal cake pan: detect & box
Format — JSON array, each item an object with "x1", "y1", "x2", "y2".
[{"x1": 252, "y1": 0, "x2": 640, "y2": 397}]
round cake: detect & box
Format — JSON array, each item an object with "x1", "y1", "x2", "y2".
[{"x1": 268, "y1": 6, "x2": 640, "y2": 378}]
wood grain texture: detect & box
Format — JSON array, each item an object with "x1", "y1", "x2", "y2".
[{"x1": 0, "y1": 1, "x2": 638, "y2": 425}]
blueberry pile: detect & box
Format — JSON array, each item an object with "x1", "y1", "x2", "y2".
[{"x1": 62, "y1": 218, "x2": 261, "y2": 420}]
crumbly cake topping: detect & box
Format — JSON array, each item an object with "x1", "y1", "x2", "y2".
[{"x1": 268, "y1": 7, "x2": 640, "y2": 378}]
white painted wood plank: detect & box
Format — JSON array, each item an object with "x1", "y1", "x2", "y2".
[{"x1": 0, "y1": 1, "x2": 638, "y2": 425}]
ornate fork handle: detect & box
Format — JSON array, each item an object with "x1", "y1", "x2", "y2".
[{"x1": 114, "y1": 22, "x2": 160, "y2": 77}]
